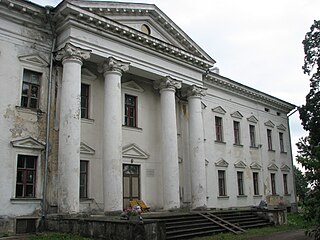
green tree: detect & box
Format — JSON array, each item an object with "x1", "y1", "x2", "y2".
[
  {"x1": 297, "y1": 19, "x2": 320, "y2": 240},
  {"x1": 293, "y1": 166, "x2": 308, "y2": 203}
]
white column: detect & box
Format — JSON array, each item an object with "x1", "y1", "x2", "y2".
[
  {"x1": 55, "y1": 43, "x2": 91, "y2": 213},
  {"x1": 98, "y1": 57, "x2": 129, "y2": 212},
  {"x1": 154, "y1": 76, "x2": 182, "y2": 210},
  {"x1": 187, "y1": 85, "x2": 207, "y2": 209}
]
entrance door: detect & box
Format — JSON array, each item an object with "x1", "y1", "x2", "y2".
[{"x1": 123, "y1": 164, "x2": 140, "y2": 209}]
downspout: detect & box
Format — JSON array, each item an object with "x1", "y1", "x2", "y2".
[{"x1": 42, "y1": 6, "x2": 56, "y2": 219}]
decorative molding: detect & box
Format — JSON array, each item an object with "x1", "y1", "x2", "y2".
[
  {"x1": 185, "y1": 85, "x2": 207, "y2": 98},
  {"x1": 277, "y1": 124, "x2": 287, "y2": 131},
  {"x1": 234, "y1": 160, "x2": 247, "y2": 168},
  {"x1": 280, "y1": 164, "x2": 291, "y2": 172},
  {"x1": 250, "y1": 162, "x2": 262, "y2": 170},
  {"x1": 267, "y1": 163, "x2": 279, "y2": 171},
  {"x1": 98, "y1": 57, "x2": 130, "y2": 74},
  {"x1": 215, "y1": 158, "x2": 229, "y2": 167},
  {"x1": 212, "y1": 106, "x2": 226, "y2": 115},
  {"x1": 122, "y1": 143, "x2": 149, "y2": 159},
  {"x1": 80, "y1": 142, "x2": 95, "y2": 155},
  {"x1": 247, "y1": 115, "x2": 258, "y2": 123},
  {"x1": 19, "y1": 54, "x2": 48, "y2": 67},
  {"x1": 264, "y1": 120, "x2": 275, "y2": 128},
  {"x1": 55, "y1": 43, "x2": 91, "y2": 63},
  {"x1": 11, "y1": 137, "x2": 45, "y2": 150},
  {"x1": 122, "y1": 80, "x2": 144, "y2": 92},
  {"x1": 81, "y1": 68, "x2": 97, "y2": 81},
  {"x1": 230, "y1": 111, "x2": 243, "y2": 119},
  {"x1": 154, "y1": 76, "x2": 182, "y2": 91}
]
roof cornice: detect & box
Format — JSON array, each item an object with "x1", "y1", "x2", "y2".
[{"x1": 204, "y1": 73, "x2": 296, "y2": 113}]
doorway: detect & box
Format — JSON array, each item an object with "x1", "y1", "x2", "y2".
[{"x1": 123, "y1": 164, "x2": 140, "y2": 209}]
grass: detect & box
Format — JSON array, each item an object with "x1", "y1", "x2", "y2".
[{"x1": 31, "y1": 233, "x2": 91, "y2": 240}]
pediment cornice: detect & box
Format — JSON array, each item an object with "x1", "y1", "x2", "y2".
[
  {"x1": 215, "y1": 158, "x2": 229, "y2": 168},
  {"x1": 11, "y1": 137, "x2": 45, "y2": 150},
  {"x1": 122, "y1": 143, "x2": 149, "y2": 159}
]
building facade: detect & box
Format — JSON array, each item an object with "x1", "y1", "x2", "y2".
[{"x1": 0, "y1": 0, "x2": 296, "y2": 234}]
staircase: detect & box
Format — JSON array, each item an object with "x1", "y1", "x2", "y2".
[{"x1": 144, "y1": 210, "x2": 273, "y2": 239}]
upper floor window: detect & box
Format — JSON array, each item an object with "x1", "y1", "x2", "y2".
[
  {"x1": 233, "y1": 121, "x2": 241, "y2": 145},
  {"x1": 271, "y1": 173, "x2": 276, "y2": 195},
  {"x1": 21, "y1": 69, "x2": 41, "y2": 109},
  {"x1": 16, "y1": 155, "x2": 37, "y2": 198},
  {"x1": 218, "y1": 170, "x2": 226, "y2": 196},
  {"x1": 80, "y1": 160, "x2": 88, "y2": 198},
  {"x1": 215, "y1": 116, "x2": 223, "y2": 142},
  {"x1": 253, "y1": 172, "x2": 259, "y2": 195},
  {"x1": 267, "y1": 129, "x2": 273, "y2": 150},
  {"x1": 279, "y1": 132, "x2": 285, "y2": 152},
  {"x1": 124, "y1": 94, "x2": 137, "y2": 127},
  {"x1": 81, "y1": 84, "x2": 90, "y2": 119},
  {"x1": 237, "y1": 171, "x2": 244, "y2": 195},
  {"x1": 249, "y1": 125, "x2": 256, "y2": 147}
]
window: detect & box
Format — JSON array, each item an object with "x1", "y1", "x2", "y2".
[
  {"x1": 80, "y1": 160, "x2": 88, "y2": 198},
  {"x1": 124, "y1": 94, "x2": 137, "y2": 127},
  {"x1": 267, "y1": 129, "x2": 273, "y2": 150},
  {"x1": 237, "y1": 171, "x2": 244, "y2": 195},
  {"x1": 279, "y1": 132, "x2": 285, "y2": 152},
  {"x1": 271, "y1": 173, "x2": 276, "y2": 195},
  {"x1": 81, "y1": 84, "x2": 90, "y2": 119},
  {"x1": 215, "y1": 116, "x2": 223, "y2": 142},
  {"x1": 21, "y1": 69, "x2": 41, "y2": 109},
  {"x1": 16, "y1": 155, "x2": 37, "y2": 198},
  {"x1": 233, "y1": 121, "x2": 241, "y2": 145},
  {"x1": 249, "y1": 125, "x2": 256, "y2": 147},
  {"x1": 253, "y1": 172, "x2": 259, "y2": 195},
  {"x1": 283, "y1": 174, "x2": 288, "y2": 194},
  {"x1": 218, "y1": 170, "x2": 226, "y2": 196}
]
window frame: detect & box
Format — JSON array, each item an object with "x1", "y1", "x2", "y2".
[
  {"x1": 80, "y1": 160, "x2": 89, "y2": 199},
  {"x1": 249, "y1": 124, "x2": 256, "y2": 147},
  {"x1": 237, "y1": 171, "x2": 244, "y2": 196},
  {"x1": 124, "y1": 94, "x2": 138, "y2": 128},
  {"x1": 20, "y1": 69, "x2": 42, "y2": 109},
  {"x1": 215, "y1": 116, "x2": 224, "y2": 142},
  {"x1": 233, "y1": 121, "x2": 241, "y2": 145},
  {"x1": 218, "y1": 170, "x2": 227, "y2": 196},
  {"x1": 267, "y1": 129, "x2": 273, "y2": 150},
  {"x1": 279, "y1": 132, "x2": 285, "y2": 152},
  {"x1": 271, "y1": 173, "x2": 277, "y2": 195},
  {"x1": 253, "y1": 172, "x2": 259, "y2": 195},
  {"x1": 81, "y1": 83, "x2": 90, "y2": 119},
  {"x1": 283, "y1": 173, "x2": 288, "y2": 195}
]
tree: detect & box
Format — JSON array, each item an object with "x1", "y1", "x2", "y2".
[
  {"x1": 297, "y1": 19, "x2": 320, "y2": 240},
  {"x1": 294, "y1": 166, "x2": 308, "y2": 203}
]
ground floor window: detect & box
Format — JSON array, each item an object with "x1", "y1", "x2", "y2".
[
  {"x1": 283, "y1": 174, "x2": 288, "y2": 194},
  {"x1": 253, "y1": 172, "x2": 259, "y2": 195},
  {"x1": 16, "y1": 155, "x2": 37, "y2": 198},
  {"x1": 237, "y1": 171, "x2": 244, "y2": 195},
  {"x1": 271, "y1": 173, "x2": 276, "y2": 195},
  {"x1": 80, "y1": 160, "x2": 88, "y2": 198},
  {"x1": 218, "y1": 170, "x2": 226, "y2": 196}
]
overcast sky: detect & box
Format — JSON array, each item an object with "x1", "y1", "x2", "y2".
[{"x1": 31, "y1": 0, "x2": 320, "y2": 166}]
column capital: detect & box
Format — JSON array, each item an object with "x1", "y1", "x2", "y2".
[
  {"x1": 186, "y1": 85, "x2": 207, "y2": 98},
  {"x1": 154, "y1": 76, "x2": 182, "y2": 91},
  {"x1": 98, "y1": 57, "x2": 130, "y2": 76},
  {"x1": 55, "y1": 43, "x2": 91, "y2": 64}
]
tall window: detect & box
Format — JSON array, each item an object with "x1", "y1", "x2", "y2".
[
  {"x1": 218, "y1": 170, "x2": 226, "y2": 196},
  {"x1": 253, "y1": 172, "x2": 259, "y2": 195},
  {"x1": 283, "y1": 174, "x2": 288, "y2": 194},
  {"x1": 81, "y1": 84, "x2": 90, "y2": 119},
  {"x1": 237, "y1": 171, "x2": 244, "y2": 195},
  {"x1": 233, "y1": 121, "x2": 241, "y2": 145},
  {"x1": 80, "y1": 160, "x2": 88, "y2": 198},
  {"x1": 124, "y1": 94, "x2": 137, "y2": 127},
  {"x1": 215, "y1": 116, "x2": 223, "y2": 142},
  {"x1": 279, "y1": 132, "x2": 285, "y2": 152},
  {"x1": 21, "y1": 69, "x2": 41, "y2": 109},
  {"x1": 249, "y1": 125, "x2": 256, "y2": 147},
  {"x1": 16, "y1": 155, "x2": 37, "y2": 198},
  {"x1": 267, "y1": 129, "x2": 273, "y2": 150},
  {"x1": 271, "y1": 173, "x2": 276, "y2": 195}
]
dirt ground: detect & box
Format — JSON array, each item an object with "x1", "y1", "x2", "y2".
[{"x1": 249, "y1": 230, "x2": 313, "y2": 240}]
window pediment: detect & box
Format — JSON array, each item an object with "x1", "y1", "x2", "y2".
[
  {"x1": 215, "y1": 158, "x2": 229, "y2": 167},
  {"x1": 234, "y1": 160, "x2": 247, "y2": 168},
  {"x1": 212, "y1": 106, "x2": 226, "y2": 115},
  {"x1": 11, "y1": 137, "x2": 45, "y2": 150},
  {"x1": 230, "y1": 111, "x2": 243, "y2": 119},
  {"x1": 280, "y1": 164, "x2": 290, "y2": 172},
  {"x1": 264, "y1": 120, "x2": 275, "y2": 128},
  {"x1": 122, "y1": 80, "x2": 144, "y2": 92},
  {"x1": 122, "y1": 143, "x2": 149, "y2": 159},
  {"x1": 19, "y1": 54, "x2": 48, "y2": 67},
  {"x1": 80, "y1": 142, "x2": 95, "y2": 155},
  {"x1": 247, "y1": 115, "x2": 258, "y2": 123},
  {"x1": 250, "y1": 162, "x2": 262, "y2": 170},
  {"x1": 268, "y1": 163, "x2": 279, "y2": 171},
  {"x1": 277, "y1": 124, "x2": 287, "y2": 131}
]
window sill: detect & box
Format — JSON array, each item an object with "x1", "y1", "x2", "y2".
[
  {"x1": 122, "y1": 125, "x2": 143, "y2": 132},
  {"x1": 81, "y1": 118, "x2": 95, "y2": 124},
  {"x1": 280, "y1": 151, "x2": 287, "y2": 154},
  {"x1": 233, "y1": 144, "x2": 243, "y2": 148},
  {"x1": 253, "y1": 195, "x2": 262, "y2": 198},
  {"x1": 217, "y1": 196, "x2": 229, "y2": 199},
  {"x1": 80, "y1": 198, "x2": 94, "y2": 203},
  {"x1": 284, "y1": 194, "x2": 291, "y2": 196},
  {"x1": 10, "y1": 198, "x2": 42, "y2": 204},
  {"x1": 250, "y1": 146, "x2": 259, "y2": 149},
  {"x1": 215, "y1": 140, "x2": 226, "y2": 144},
  {"x1": 268, "y1": 149, "x2": 276, "y2": 152},
  {"x1": 15, "y1": 106, "x2": 45, "y2": 115},
  {"x1": 237, "y1": 195, "x2": 247, "y2": 198}
]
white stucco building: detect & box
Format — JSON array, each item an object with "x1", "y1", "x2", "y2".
[{"x1": 0, "y1": 0, "x2": 296, "y2": 234}]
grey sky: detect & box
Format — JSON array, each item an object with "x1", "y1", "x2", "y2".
[{"x1": 31, "y1": 0, "x2": 320, "y2": 166}]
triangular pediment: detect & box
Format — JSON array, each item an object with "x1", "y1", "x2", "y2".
[
  {"x1": 264, "y1": 120, "x2": 275, "y2": 128},
  {"x1": 230, "y1": 111, "x2": 243, "y2": 119},
  {"x1": 250, "y1": 162, "x2": 262, "y2": 170},
  {"x1": 280, "y1": 164, "x2": 291, "y2": 172},
  {"x1": 82, "y1": 68, "x2": 97, "y2": 81},
  {"x1": 268, "y1": 163, "x2": 279, "y2": 171},
  {"x1": 215, "y1": 158, "x2": 229, "y2": 167},
  {"x1": 122, "y1": 143, "x2": 149, "y2": 159},
  {"x1": 11, "y1": 137, "x2": 45, "y2": 150},
  {"x1": 19, "y1": 54, "x2": 48, "y2": 67},
  {"x1": 212, "y1": 106, "x2": 226, "y2": 115},
  {"x1": 80, "y1": 142, "x2": 95, "y2": 155},
  {"x1": 234, "y1": 160, "x2": 247, "y2": 168},
  {"x1": 247, "y1": 115, "x2": 258, "y2": 123},
  {"x1": 122, "y1": 80, "x2": 144, "y2": 92},
  {"x1": 277, "y1": 124, "x2": 287, "y2": 131}
]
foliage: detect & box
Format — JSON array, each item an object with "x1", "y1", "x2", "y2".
[
  {"x1": 31, "y1": 232, "x2": 90, "y2": 240},
  {"x1": 297, "y1": 19, "x2": 320, "y2": 240},
  {"x1": 293, "y1": 166, "x2": 308, "y2": 202}
]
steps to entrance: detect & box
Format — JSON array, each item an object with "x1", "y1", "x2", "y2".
[{"x1": 144, "y1": 210, "x2": 273, "y2": 240}]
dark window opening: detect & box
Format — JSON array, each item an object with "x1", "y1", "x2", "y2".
[
  {"x1": 233, "y1": 121, "x2": 241, "y2": 145},
  {"x1": 21, "y1": 69, "x2": 41, "y2": 109},
  {"x1": 124, "y1": 94, "x2": 137, "y2": 127},
  {"x1": 215, "y1": 116, "x2": 223, "y2": 142},
  {"x1": 218, "y1": 170, "x2": 226, "y2": 196},
  {"x1": 253, "y1": 172, "x2": 259, "y2": 195},
  {"x1": 237, "y1": 171, "x2": 244, "y2": 195},
  {"x1": 80, "y1": 160, "x2": 88, "y2": 198},
  {"x1": 81, "y1": 83, "x2": 90, "y2": 119},
  {"x1": 16, "y1": 155, "x2": 37, "y2": 198}
]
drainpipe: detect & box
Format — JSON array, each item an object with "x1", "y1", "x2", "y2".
[{"x1": 42, "y1": 6, "x2": 56, "y2": 219}]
